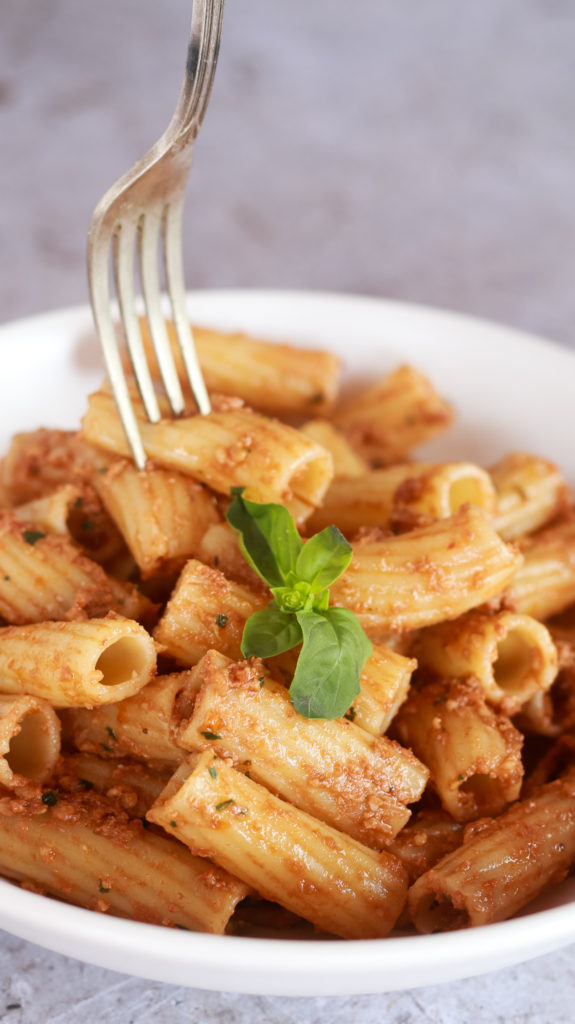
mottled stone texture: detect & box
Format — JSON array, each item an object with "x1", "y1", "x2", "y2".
[{"x1": 0, "y1": 0, "x2": 574, "y2": 1019}]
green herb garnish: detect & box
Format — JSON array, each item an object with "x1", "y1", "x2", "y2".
[
  {"x1": 215, "y1": 799, "x2": 235, "y2": 812},
  {"x1": 201, "y1": 730, "x2": 222, "y2": 741},
  {"x1": 208, "y1": 765, "x2": 218, "y2": 780},
  {"x1": 216, "y1": 613, "x2": 229, "y2": 628},
  {"x1": 23, "y1": 529, "x2": 45, "y2": 546},
  {"x1": 98, "y1": 880, "x2": 111, "y2": 893},
  {"x1": 41, "y1": 790, "x2": 59, "y2": 807},
  {"x1": 106, "y1": 726, "x2": 117, "y2": 741},
  {"x1": 170, "y1": 820, "x2": 178, "y2": 828},
  {"x1": 226, "y1": 490, "x2": 372, "y2": 720},
  {"x1": 77, "y1": 778, "x2": 94, "y2": 791},
  {"x1": 82, "y1": 519, "x2": 95, "y2": 531}
]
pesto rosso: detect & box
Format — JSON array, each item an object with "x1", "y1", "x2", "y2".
[{"x1": 226, "y1": 488, "x2": 372, "y2": 720}]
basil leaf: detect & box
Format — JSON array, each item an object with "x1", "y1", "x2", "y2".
[
  {"x1": 295, "y1": 525, "x2": 352, "y2": 593},
  {"x1": 289, "y1": 607, "x2": 372, "y2": 719},
  {"x1": 227, "y1": 492, "x2": 303, "y2": 588},
  {"x1": 241, "y1": 605, "x2": 303, "y2": 659}
]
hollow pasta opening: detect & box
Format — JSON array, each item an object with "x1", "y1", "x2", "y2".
[
  {"x1": 415, "y1": 892, "x2": 470, "y2": 933},
  {"x1": 459, "y1": 773, "x2": 504, "y2": 816},
  {"x1": 449, "y1": 476, "x2": 489, "y2": 513},
  {"x1": 7, "y1": 711, "x2": 51, "y2": 779},
  {"x1": 96, "y1": 637, "x2": 150, "y2": 685},
  {"x1": 494, "y1": 631, "x2": 535, "y2": 697}
]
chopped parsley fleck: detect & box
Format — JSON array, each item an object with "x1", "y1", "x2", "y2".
[
  {"x1": 258, "y1": 676, "x2": 266, "y2": 688},
  {"x1": 41, "y1": 790, "x2": 59, "y2": 807},
  {"x1": 98, "y1": 880, "x2": 111, "y2": 893},
  {"x1": 100, "y1": 743, "x2": 113, "y2": 753},
  {"x1": 3, "y1": 575, "x2": 10, "y2": 582},
  {"x1": 77, "y1": 778, "x2": 94, "y2": 791},
  {"x1": 201, "y1": 730, "x2": 221, "y2": 741},
  {"x1": 345, "y1": 706, "x2": 357, "y2": 722},
  {"x1": 215, "y1": 799, "x2": 235, "y2": 812},
  {"x1": 23, "y1": 529, "x2": 45, "y2": 546},
  {"x1": 175, "y1": 924, "x2": 190, "y2": 931},
  {"x1": 214, "y1": 555, "x2": 220, "y2": 567},
  {"x1": 458, "y1": 774, "x2": 465, "y2": 782},
  {"x1": 208, "y1": 765, "x2": 218, "y2": 780},
  {"x1": 433, "y1": 696, "x2": 447, "y2": 705},
  {"x1": 106, "y1": 726, "x2": 117, "y2": 741},
  {"x1": 97, "y1": 466, "x2": 107, "y2": 475},
  {"x1": 216, "y1": 613, "x2": 229, "y2": 628},
  {"x1": 170, "y1": 820, "x2": 178, "y2": 828},
  {"x1": 6, "y1": 1004, "x2": 21, "y2": 1011},
  {"x1": 82, "y1": 519, "x2": 95, "y2": 531}
]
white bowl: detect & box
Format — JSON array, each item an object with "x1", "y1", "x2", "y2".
[{"x1": 0, "y1": 290, "x2": 574, "y2": 996}]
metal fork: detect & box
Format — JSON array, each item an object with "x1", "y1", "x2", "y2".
[{"x1": 87, "y1": 1, "x2": 225, "y2": 469}]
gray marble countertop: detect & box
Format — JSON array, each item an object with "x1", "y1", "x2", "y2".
[{"x1": 0, "y1": 1, "x2": 574, "y2": 1020}]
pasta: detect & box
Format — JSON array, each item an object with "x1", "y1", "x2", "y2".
[{"x1": 0, "y1": 319, "x2": 574, "y2": 942}]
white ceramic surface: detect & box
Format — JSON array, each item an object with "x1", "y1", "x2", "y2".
[{"x1": 0, "y1": 289, "x2": 574, "y2": 997}]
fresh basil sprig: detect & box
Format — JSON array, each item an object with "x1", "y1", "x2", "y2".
[{"x1": 226, "y1": 489, "x2": 372, "y2": 719}]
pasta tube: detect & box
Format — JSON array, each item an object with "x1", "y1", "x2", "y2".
[
  {"x1": 81, "y1": 391, "x2": 333, "y2": 522},
  {"x1": 153, "y1": 559, "x2": 267, "y2": 665},
  {"x1": 0, "y1": 429, "x2": 104, "y2": 505},
  {"x1": 61, "y1": 670, "x2": 194, "y2": 765},
  {"x1": 395, "y1": 678, "x2": 523, "y2": 821},
  {"x1": 148, "y1": 751, "x2": 408, "y2": 939},
  {"x1": 386, "y1": 810, "x2": 464, "y2": 884},
  {"x1": 309, "y1": 462, "x2": 495, "y2": 535},
  {"x1": 0, "y1": 617, "x2": 156, "y2": 707},
  {"x1": 414, "y1": 611, "x2": 558, "y2": 714},
  {"x1": 490, "y1": 452, "x2": 570, "y2": 541},
  {"x1": 0, "y1": 696, "x2": 60, "y2": 788},
  {"x1": 330, "y1": 505, "x2": 522, "y2": 633},
  {"x1": 0, "y1": 788, "x2": 248, "y2": 932},
  {"x1": 350, "y1": 643, "x2": 416, "y2": 735},
  {"x1": 94, "y1": 461, "x2": 220, "y2": 577},
  {"x1": 408, "y1": 772, "x2": 575, "y2": 931},
  {"x1": 196, "y1": 522, "x2": 266, "y2": 591},
  {"x1": 300, "y1": 421, "x2": 368, "y2": 478},
  {"x1": 0, "y1": 513, "x2": 152, "y2": 626},
  {"x1": 14, "y1": 484, "x2": 127, "y2": 571},
  {"x1": 506, "y1": 517, "x2": 575, "y2": 620},
  {"x1": 333, "y1": 365, "x2": 453, "y2": 464},
  {"x1": 136, "y1": 319, "x2": 342, "y2": 418},
  {"x1": 56, "y1": 754, "x2": 170, "y2": 818},
  {"x1": 174, "y1": 653, "x2": 429, "y2": 845}
]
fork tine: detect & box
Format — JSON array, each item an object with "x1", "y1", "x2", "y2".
[
  {"x1": 163, "y1": 198, "x2": 211, "y2": 415},
  {"x1": 113, "y1": 221, "x2": 161, "y2": 425},
  {"x1": 89, "y1": 234, "x2": 148, "y2": 470},
  {"x1": 138, "y1": 211, "x2": 186, "y2": 416}
]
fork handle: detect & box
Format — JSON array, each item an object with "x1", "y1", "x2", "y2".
[{"x1": 167, "y1": 0, "x2": 226, "y2": 148}]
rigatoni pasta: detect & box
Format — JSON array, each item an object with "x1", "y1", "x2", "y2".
[
  {"x1": 395, "y1": 677, "x2": 523, "y2": 821},
  {"x1": 81, "y1": 390, "x2": 333, "y2": 522},
  {"x1": 0, "y1": 617, "x2": 156, "y2": 707},
  {"x1": 147, "y1": 751, "x2": 408, "y2": 939},
  {"x1": 173, "y1": 652, "x2": 428, "y2": 846},
  {"x1": 330, "y1": 505, "x2": 522, "y2": 633},
  {"x1": 309, "y1": 462, "x2": 495, "y2": 535},
  {"x1": 1, "y1": 319, "x2": 574, "y2": 943},
  {"x1": 413, "y1": 611, "x2": 558, "y2": 714},
  {"x1": 0, "y1": 695, "x2": 60, "y2": 787}
]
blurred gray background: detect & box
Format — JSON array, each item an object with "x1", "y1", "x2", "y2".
[
  {"x1": 1, "y1": 3, "x2": 575, "y2": 1023},
  {"x1": 1, "y1": 0, "x2": 575, "y2": 347}
]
